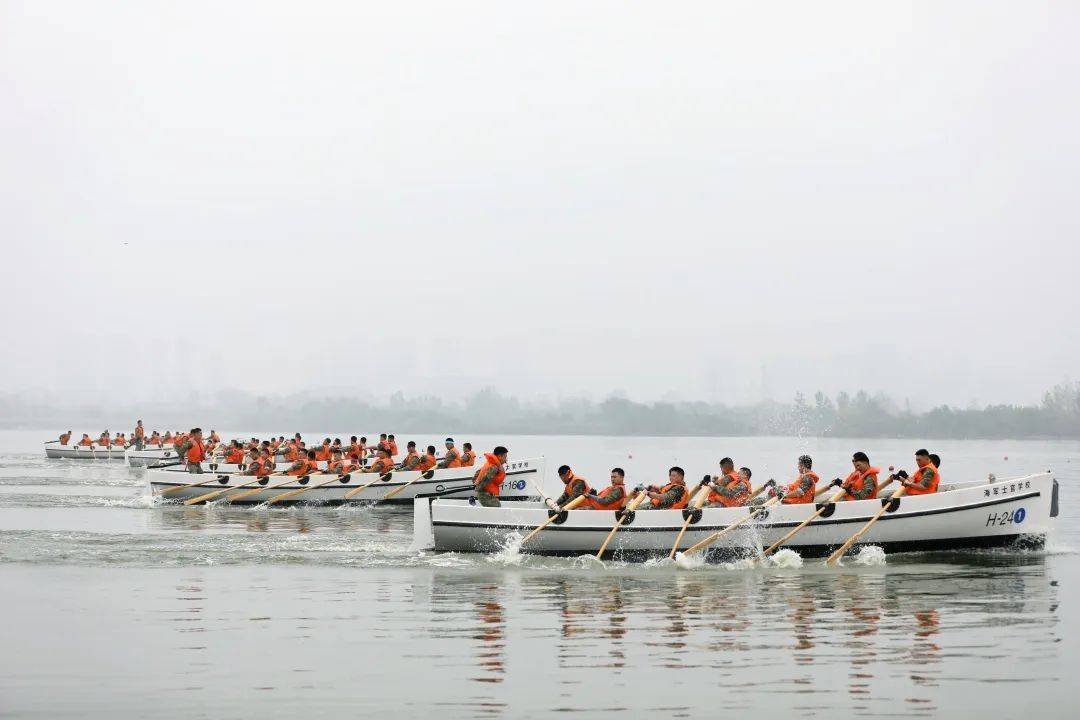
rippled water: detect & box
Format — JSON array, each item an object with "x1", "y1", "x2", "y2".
[{"x1": 1, "y1": 431, "x2": 1077, "y2": 718}]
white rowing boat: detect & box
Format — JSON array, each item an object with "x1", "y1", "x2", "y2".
[
  {"x1": 416, "y1": 472, "x2": 1058, "y2": 559},
  {"x1": 145, "y1": 457, "x2": 545, "y2": 505},
  {"x1": 125, "y1": 446, "x2": 180, "y2": 467},
  {"x1": 44, "y1": 441, "x2": 129, "y2": 460}
]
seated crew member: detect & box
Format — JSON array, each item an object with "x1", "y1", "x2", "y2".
[
  {"x1": 363, "y1": 448, "x2": 395, "y2": 475},
  {"x1": 224, "y1": 441, "x2": 245, "y2": 465},
  {"x1": 347, "y1": 436, "x2": 362, "y2": 461},
  {"x1": 460, "y1": 443, "x2": 477, "y2": 467},
  {"x1": 114, "y1": 433, "x2": 127, "y2": 446},
  {"x1": 331, "y1": 438, "x2": 343, "y2": 452},
  {"x1": 438, "y1": 438, "x2": 462, "y2": 469},
  {"x1": 98, "y1": 431, "x2": 110, "y2": 447},
  {"x1": 839, "y1": 452, "x2": 880, "y2": 501},
  {"x1": 162, "y1": 431, "x2": 173, "y2": 444},
  {"x1": 243, "y1": 449, "x2": 272, "y2": 477},
  {"x1": 377, "y1": 434, "x2": 389, "y2": 454},
  {"x1": 78, "y1": 433, "x2": 93, "y2": 446},
  {"x1": 642, "y1": 467, "x2": 689, "y2": 509},
  {"x1": 325, "y1": 449, "x2": 345, "y2": 475},
  {"x1": 399, "y1": 442, "x2": 422, "y2": 470},
  {"x1": 185, "y1": 428, "x2": 206, "y2": 474},
  {"x1": 704, "y1": 457, "x2": 749, "y2": 508},
  {"x1": 473, "y1": 446, "x2": 509, "y2": 507},
  {"x1": 148, "y1": 431, "x2": 162, "y2": 447},
  {"x1": 552, "y1": 465, "x2": 590, "y2": 509},
  {"x1": 901, "y1": 448, "x2": 941, "y2": 496},
  {"x1": 416, "y1": 446, "x2": 438, "y2": 472},
  {"x1": 586, "y1": 468, "x2": 629, "y2": 510},
  {"x1": 286, "y1": 450, "x2": 318, "y2": 476},
  {"x1": 59, "y1": 431, "x2": 72, "y2": 445},
  {"x1": 781, "y1": 455, "x2": 819, "y2": 504},
  {"x1": 930, "y1": 453, "x2": 941, "y2": 469},
  {"x1": 314, "y1": 439, "x2": 332, "y2": 462},
  {"x1": 387, "y1": 435, "x2": 399, "y2": 457},
  {"x1": 284, "y1": 441, "x2": 300, "y2": 463}
]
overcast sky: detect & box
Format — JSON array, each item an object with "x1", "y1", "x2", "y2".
[{"x1": 2, "y1": 1, "x2": 1077, "y2": 410}]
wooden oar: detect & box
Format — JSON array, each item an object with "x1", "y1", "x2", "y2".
[
  {"x1": 762, "y1": 477, "x2": 894, "y2": 558},
  {"x1": 343, "y1": 472, "x2": 393, "y2": 500},
  {"x1": 152, "y1": 475, "x2": 223, "y2": 497},
  {"x1": 682, "y1": 495, "x2": 783, "y2": 557},
  {"x1": 379, "y1": 470, "x2": 436, "y2": 502},
  {"x1": 264, "y1": 473, "x2": 350, "y2": 506},
  {"x1": 826, "y1": 485, "x2": 907, "y2": 565},
  {"x1": 226, "y1": 475, "x2": 302, "y2": 504},
  {"x1": 670, "y1": 479, "x2": 774, "y2": 558},
  {"x1": 667, "y1": 483, "x2": 713, "y2": 559},
  {"x1": 595, "y1": 491, "x2": 647, "y2": 559},
  {"x1": 520, "y1": 495, "x2": 588, "y2": 547},
  {"x1": 184, "y1": 476, "x2": 269, "y2": 505}
]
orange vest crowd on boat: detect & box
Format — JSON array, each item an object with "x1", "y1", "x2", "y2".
[{"x1": 57, "y1": 425, "x2": 942, "y2": 507}]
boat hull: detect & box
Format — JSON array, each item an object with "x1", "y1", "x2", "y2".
[
  {"x1": 125, "y1": 447, "x2": 181, "y2": 467},
  {"x1": 44, "y1": 443, "x2": 129, "y2": 460},
  {"x1": 425, "y1": 473, "x2": 1057, "y2": 559},
  {"x1": 146, "y1": 457, "x2": 545, "y2": 505}
]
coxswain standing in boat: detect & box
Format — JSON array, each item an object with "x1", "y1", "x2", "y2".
[
  {"x1": 837, "y1": 452, "x2": 880, "y2": 501},
  {"x1": 900, "y1": 449, "x2": 941, "y2": 496},
  {"x1": 185, "y1": 428, "x2": 207, "y2": 474},
  {"x1": 642, "y1": 467, "x2": 689, "y2": 509},
  {"x1": 133, "y1": 421, "x2": 145, "y2": 449},
  {"x1": 439, "y1": 438, "x2": 462, "y2": 469},
  {"x1": 472, "y1": 446, "x2": 509, "y2": 507},
  {"x1": 460, "y1": 443, "x2": 477, "y2": 467},
  {"x1": 704, "y1": 457, "x2": 749, "y2": 508},
  {"x1": 400, "y1": 442, "x2": 422, "y2": 470},
  {"x1": 551, "y1": 465, "x2": 590, "y2": 510},
  {"x1": 781, "y1": 456, "x2": 819, "y2": 504},
  {"x1": 585, "y1": 468, "x2": 629, "y2": 510}
]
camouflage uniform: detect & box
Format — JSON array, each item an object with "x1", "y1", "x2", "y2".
[{"x1": 642, "y1": 484, "x2": 686, "y2": 509}]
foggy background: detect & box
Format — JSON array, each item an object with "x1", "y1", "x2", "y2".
[{"x1": 2, "y1": 1, "x2": 1077, "y2": 419}]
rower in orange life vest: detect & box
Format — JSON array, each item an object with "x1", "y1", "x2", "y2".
[
  {"x1": 439, "y1": 438, "x2": 462, "y2": 469},
  {"x1": 315, "y1": 439, "x2": 332, "y2": 462},
  {"x1": 550, "y1": 465, "x2": 590, "y2": 510},
  {"x1": 704, "y1": 457, "x2": 750, "y2": 507},
  {"x1": 900, "y1": 448, "x2": 941, "y2": 496},
  {"x1": 78, "y1": 433, "x2": 93, "y2": 446},
  {"x1": 781, "y1": 455, "x2": 820, "y2": 504},
  {"x1": 185, "y1": 428, "x2": 207, "y2": 474},
  {"x1": 242, "y1": 448, "x2": 272, "y2": 477},
  {"x1": 387, "y1": 435, "x2": 399, "y2": 457},
  {"x1": 460, "y1": 443, "x2": 477, "y2": 467},
  {"x1": 325, "y1": 449, "x2": 346, "y2": 475},
  {"x1": 837, "y1": 451, "x2": 880, "y2": 501},
  {"x1": 224, "y1": 441, "x2": 245, "y2": 465},
  {"x1": 416, "y1": 446, "x2": 438, "y2": 472},
  {"x1": 59, "y1": 431, "x2": 72, "y2": 446},
  {"x1": 642, "y1": 467, "x2": 690, "y2": 509},
  {"x1": 287, "y1": 450, "x2": 319, "y2": 476},
  {"x1": 363, "y1": 448, "x2": 395, "y2": 475},
  {"x1": 97, "y1": 430, "x2": 110, "y2": 447},
  {"x1": 585, "y1": 468, "x2": 629, "y2": 510},
  {"x1": 472, "y1": 445, "x2": 508, "y2": 507},
  {"x1": 400, "y1": 442, "x2": 422, "y2": 470}
]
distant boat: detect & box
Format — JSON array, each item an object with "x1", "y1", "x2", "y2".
[{"x1": 44, "y1": 440, "x2": 131, "y2": 460}]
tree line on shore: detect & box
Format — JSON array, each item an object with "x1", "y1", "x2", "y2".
[{"x1": 3, "y1": 382, "x2": 1078, "y2": 439}]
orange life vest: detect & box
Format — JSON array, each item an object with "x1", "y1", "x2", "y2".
[
  {"x1": 905, "y1": 462, "x2": 940, "y2": 496},
  {"x1": 707, "y1": 471, "x2": 749, "y2": 507},
  {"x1": 60, "y1": 433, "x2": 71, "y2": 445},
  {"x1": 134, "y1": 426, "x2": 145, "y2": 439},
  {"x1": 842, "y1": 467, "x2": 881, "y2": 500},
  {"x1": 587, "y1": 485, "x2": 627, "y2": 510},
  {"x1": 285, "y1": 445, "x2": 300, "y2": 462},
  {"x1": 186, "y1": 439, "x2": 207, "y2": 463},
  {"x1": 98, "y1": 435, "x2": 109, "y2": 446},
  {"x1": 388, "y1": 440, "x2": 399, "y2": 456},
  {"x1": 370, "y1": 457, "x2": 393, "y2": 475},
  {"x1": 651, "y1": 482, "x2": 689, "y2": 509},
  {"x1": 417, "y1": 454, "x2": 437, "y2": 472},
  {"x1": 287, "y1": 460, "x2": 311, "y2": 476},
  {"x1": 782, "y1": 471, "x2": 819, "y2": 504},
  {"x1": 248, "y1": 458, "x2": 270, "y2": 477},
  {"x1": 225, "y1": 448, "x2": 244, "y2": 464},
  {"x1": 79, "y1": 436, "x2": 92, "y2": 446},
  {"x1": 474, "y1": 454, "x2": 506, "y2": 496},
  {"x1": 443, "y1": 447, "x2": 462, "y2": 468},
  {"x1": 563, "y1": 471, "x2": 591, "y2": 497},
  {"x1": 326, "y1": 459, "x2": 344, "y2": 474},
  {"x1": 315, "y1": 445, "x2": 331, "y2": 462},
  {"x1": 113, "y1": 437, "x2": 126, "y2": 446},
  {"x1": 460, "y1": 450, "x2": 476, "y2": 467},
  {"x1": 347, "y1": 443, "x2": 362, "y2": 460}
]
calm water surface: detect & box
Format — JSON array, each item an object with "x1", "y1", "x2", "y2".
[{"x1": 1, "y1": 431, "x2": 1077, "y2": 718}]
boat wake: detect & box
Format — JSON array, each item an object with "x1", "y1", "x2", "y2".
[{"x1": 765, "y1": 548, "x2": 804, "y2": 568}]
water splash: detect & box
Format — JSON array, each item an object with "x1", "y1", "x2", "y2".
[
  {"x1": 485, "y1": 532, "x2": 524, "y2": 566},
  {"x1": 673, "y1": 550, "x2": 706, "y2": 570},
  {"x1": 766, "y1": 548, "x2": 804, "y2": 568},
  {"x1": 847, "y1": 545, "x2": 887, "y2": 566}
]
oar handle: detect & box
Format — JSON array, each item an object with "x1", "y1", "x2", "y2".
[{"x1": 595, "y1": 491, "x2": 648, "y2": 559}]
